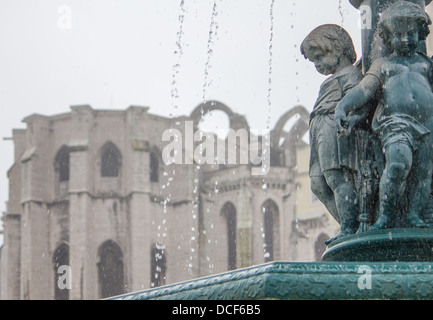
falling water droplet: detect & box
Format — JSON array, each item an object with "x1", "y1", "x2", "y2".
[
  {"x1": 202, "y1": 0, "x2": 220, "y2": 104},
  {"x1": 338, "y1": 0, "x2": 344, "y2": 25},
  {"x1": 170, "y1": 0, "x2": 186, "y2": 110},
  {"x1": 267, "y1": 0, "x2": 275, "y2": 130}
]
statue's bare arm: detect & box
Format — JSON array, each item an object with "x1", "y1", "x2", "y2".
[{"x1": 335, "y1": 74, "x2": 380, "y2": 133}]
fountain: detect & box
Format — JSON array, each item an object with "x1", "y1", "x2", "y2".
[
  {"x1": 111, "y1": 0, "x2": 433, "y2": 300},
  {"x1": 322, "y1": 0, "x2": 433, "y2": 261}
]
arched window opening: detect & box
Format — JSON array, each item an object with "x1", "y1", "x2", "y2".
[
  {"x1": 221, "y1": 202, "x2": 237, "y2": 271},
  {"x1": 270, "y1": 148, "x2": 281, "y2": 166},
  {"x1": 150, "y1": 243, "x2": 167, "y2": 288},
  {"x1": 53, "y1": 243, "x2": 69, "y2": 300},
  {"x1": 101, "y1": 142, "x2": 121, "y2": 177},
  {"x1": 150, "y1": 151, "x2": 159, "y2": 182},
  {"x1": 197, "y1": 109, "x2": 231, "y2": 140},
  {"x1": 55, "y1": 146, "x2": 70, "y2": 182},
  {"x1": 262, "y1": 199, "x2": 279, "y2": 263},
  {"x1": 97, "y1": 240, "x2": 124, "y2": 298}
]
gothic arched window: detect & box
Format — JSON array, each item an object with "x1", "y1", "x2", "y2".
[
  {"x1": 54, "y1": 146, "x2": 70, "y2": 182},
  {"x1": 53, "y1": 243, "x2": 69, "y2": 300},
  {"x1": 150, "y1": 151, "x2": 159, "y2": 182},
  {"x1": 221, "y1": 202, "x2": 237, "y2": 270},
  {"x1": 97, "y1": 240, "x2": 124, "y2": 298},
  {"x1": 262, "y1": 199, "x2": 279, "y2": 262},
  {"x1": 150, "y1": 243, "x2": 167, "y2": 288},
  {"x1": 101, "y1": 142, "x2": 121, "y2": 177}
]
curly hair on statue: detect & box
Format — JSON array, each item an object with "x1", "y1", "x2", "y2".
[
  {"x1": 300, "y1": 24, "x2": 357, "y2": 65},
  {"x1": 378, "y1": 1, "x2": 432, "y2": 48}
]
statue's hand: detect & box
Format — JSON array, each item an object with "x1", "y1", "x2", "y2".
[
  {"x1": 344, "y1": 115, "x2": 361, "y2": 136},
  {"x1": 335, "y1": 108, "x2": 348, "y2": 137}
]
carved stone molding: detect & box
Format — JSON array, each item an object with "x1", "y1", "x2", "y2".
[{"x1": 111, "y1": 261, "x2": 433, "y2": 300}]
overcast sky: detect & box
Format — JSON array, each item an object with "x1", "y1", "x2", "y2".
[{"x1": 0, "y1": 0, "x2": 363, "y2": 237}]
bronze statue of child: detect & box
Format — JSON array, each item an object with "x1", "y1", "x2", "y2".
[
  {"x1": 336, "y1": 1, "x2": 433, "y2": 230},
  {"x1": 301, "y1": 24, "x2": 368, "y2": 244}
]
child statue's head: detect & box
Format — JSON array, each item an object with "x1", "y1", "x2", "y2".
[
  {"x1": 300, "y1": 24, "x2": 357, "y2": 75},
  {"x1": 378, "y1": 1, "x2": 431, "y2": 54}
]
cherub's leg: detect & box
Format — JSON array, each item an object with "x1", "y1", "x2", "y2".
[
  {"x1": 406, "y1": 143, "x2": 431, "y2": 228},
  {"x1": 323, "y1": 168, "x2": 359, "y2": 243},
  {"x1": 370, "y1": 142, "x2": 412, "y2": 230},
  {"x1": 310, "y1": 175, "x2": 340, "y2": 224}
]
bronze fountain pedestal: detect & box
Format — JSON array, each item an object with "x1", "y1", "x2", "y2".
[{"x1": 323, "y1": 228, "x2": 433, "y2": 261}]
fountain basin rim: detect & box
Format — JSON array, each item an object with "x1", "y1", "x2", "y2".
[{"x1": 322, "y1": 227, "x2": 433, "y2": 262}]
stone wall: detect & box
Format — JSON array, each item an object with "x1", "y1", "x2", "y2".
[{"x1": 0, "y1": 103, "x2": 333, "y2": 299}]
